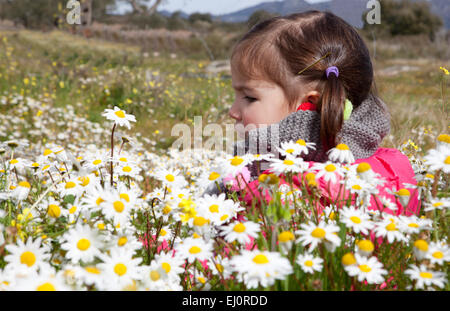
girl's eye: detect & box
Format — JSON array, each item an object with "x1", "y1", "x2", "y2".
[{"x1": 244, "y1": 96, "x2": 257, "y2": 103}]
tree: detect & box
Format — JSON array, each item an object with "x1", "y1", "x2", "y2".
[{"x1": 363, "y1": 0, "x2": 443, "y2": 40}]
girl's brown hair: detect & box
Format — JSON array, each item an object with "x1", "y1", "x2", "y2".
[{"x1": 230, "y1": 10, "x2": 387, "y2": 150}]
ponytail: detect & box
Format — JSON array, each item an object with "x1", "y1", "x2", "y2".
[{"x1": 319, "y1": 71, "x2": 346, "y2": 152}]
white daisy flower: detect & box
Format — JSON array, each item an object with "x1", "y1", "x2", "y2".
[
  {"x1": 311, "y1": 161, "x2": 345, "y2": 184},
  {"x1": 398, "y1": 215, "x2": 432, "y2": 235},
  {"x1": 12, "y1": 270, "x2": 71, "y2": 291},
  {"x1": 295, "y1": 221, "x2": 341, "y2": 251},
  {"x1": 269, "y1": 156, "x2": 308, "y2": 175},
  {"x1": 373, "y1": 217, "x2": 408, "y2": 243},
  {"x1": 356, "y1": 239, "x2": 375, "y2": 257},
  {"x1": 296, "y1": 253, "x2": 323, "y2": 274},
  {"x1": 425, "y1": 241, "x2": 449, "y2": 266},
  {"x1": 219, "y1": 221, "x2": 260, "y2": 245},
  {"x1": 175, "y1": 237, "x2": 213, "y2": 264},
  {"x1": 340, "y1": 205, "x2": 374, "y2": 235},
  {"x1": 230, "y1": 250, "x2": 293, "y2": 289},
  {"x1": 4, "y1": 237, "x2": 51, "y2": 274},
  {"x1": 404, "y1": 264, "x2": 447, "y2": 289},
  {"x1": 153, "y1": 168, "x2": 187, "y2": 191},
  {"x1": 344, "y1": 254, "x2": 387, "y2": 284},
  {"x1": 102, "y1": 106, "x2": 136, "y2": 129},
  {"x1": 196, "y1": 193, "x2": 244, "y2": 226},
  {"x1": 97, "y1": 247, "x2": 143, "y2": 290},
  {"x1": 294, "y1": 139, "x2": 316, "y2": 155},
  {"x1": 219, "y1": 154, "x2": 252, "y2": 177},
  {"x1": 60, "y1": 223, "x2": 103, "y2": 264},
  {"x1": 413, "y1": 239, "x2": 429, "y2": 260},
  {"x1": 327, "y1": 143, "x2": 355, "y2": 164},
  {"x1": 423, "y1": 197, "x2": 450, "y2": 212},
  {"x1": 277, "y1": 231, "x2": 296, "y2": 255},
  {"x1": 153, "y1": 251, "x2": 185, "y2": 282},
  {"x1": 423, "y1": 147, "x2": 450, "y2": 173},
  {"x1": 74, "y1": 265, "x2": 105, "y2": 289},
  {"x1": 277, "y1": 141, "x2": 304, "y2": 157},
  {"x1": 11, "y1": 180, "x2": 32, "y2": 201}
]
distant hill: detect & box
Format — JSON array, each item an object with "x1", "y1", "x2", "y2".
[{"x1": 212, "y1": 0, "x2": 449, "y2": 29}]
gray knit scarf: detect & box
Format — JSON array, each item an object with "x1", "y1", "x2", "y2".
[{"x1": 233, "y1": 93, "x2": 391, "y2": 179}]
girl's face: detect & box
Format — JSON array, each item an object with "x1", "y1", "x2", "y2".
[{"x1": 229, "y1": 67, "x2": 296, "y2": 132}]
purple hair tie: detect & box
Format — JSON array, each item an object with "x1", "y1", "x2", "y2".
[{"x1": 326, "y1": 66, "x2": 339, "y2": 78}]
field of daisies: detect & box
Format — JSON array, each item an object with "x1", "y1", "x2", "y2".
[{"x1": 0, "y1": 29, "x2": 449, "y2": 291}]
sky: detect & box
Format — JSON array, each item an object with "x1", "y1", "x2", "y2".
[{"x1": 115, "y1": 0, "x2": 330, "y2": 15}]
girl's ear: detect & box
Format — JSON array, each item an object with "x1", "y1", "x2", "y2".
[{"x1": 304, "y1": 91, "x2": 321, "y2": 105}]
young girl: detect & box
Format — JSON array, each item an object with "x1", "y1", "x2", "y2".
[{"x1": 224, "y1": 10, "x2": 419, "y2": 216}]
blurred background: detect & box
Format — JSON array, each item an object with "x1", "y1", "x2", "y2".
[{"x1": 0, "y1": 0, "x2": 448, "y2": 153}]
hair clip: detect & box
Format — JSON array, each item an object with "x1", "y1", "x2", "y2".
[{"x1": 297, "y1": 52, "x2": 331, "y2": 75}]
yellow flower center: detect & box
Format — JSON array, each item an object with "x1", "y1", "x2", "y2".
[
  {"x1": 10, "y1": 159, "x2": 18, "y2": 165},
  {"x1": 230, "y1": 156, "x2": 244, "y2": 166},
  {"x1": 359, "y1": 264, "x2": 372, "y2": 273},
  {"x1": 433, "y1": 202, "x2": 444, "y2": 207},
  {"x1": 342, "y1": 253, "x2": 356, "y2": 266},
  {"x1": 36, "y1": 283, "x2": 56, "y2": 291},
  {"x1": 283, "y1": 159, "x2": 294, "y2": 166},
  {"x1": 304, "y1": 260, "x2": 314, "y2": 267},
  {"x1": 325, "y1": 164, "x2": 336, "y2": 172},
  {"x1": 220, "y1": 214, "x2": 229, "y2": 221},
  {"x1": 163, "y1": 205, "x2": 172, "y2": 215},
  {"x1": 209, "y1": 204, "x2": 219, "y2": 213},
  {"x1": 278, "y1": 231, "x2": 294, "y2": 243},
  {"x1": 118, "y1": 237, "x2": 128, "y2": 246},
  {"x1": 414, "y1": 240, "x2": 429, "y2": 251},
  {"x1": 78, "y1": 176, "x2": 90, "y2": 187},
  {"x1": 444, "y1": 156, "x2": 450, "y2": 165},
  {"x1": 93, "y1": 159, "x2": 102, "y2": 165},
  {"x1": 311, "y1": 228, "x2": 326, "y2": 239},
  {"x1": 193, "y1": 217, "x2": 208, "y2": 227},
  {"x1": 114, "y1": 263, "x2": 127, "y2": 276},
  {"x1": 385, "y1": 223, "x2": 397, "y2": 231},
  {"x1": 122, "y1": 166, "x2": 132, "y2": 173},
  {"x1": 162, "y1": 262, "x2": 171, "y2": 273},
  {"x1": 85, "y1": 267, "x2": 101, "y2": 274},
  {"x1": 357, "y1": 240, "x2": 374, "y2": 252},
  {"x1": 114, "y1": 110, "x2": 126, "y2": 118},
  {"x1": 437, "y1": 134, "x2": 450, "y2": 144},
  {"x1": 253, "y1": 254, "x2": 269, "y2": 264},
  {"x1": 350, "y1": 216, "x2": 361, "y2": 224},
  {"x1": 113, "y1": 201, "x2": 125, "y2": 213},
  {"x1": 419, "y1": 272, "x2": 433, "y2": 279},
  {"x1": 165, "y1": 174, "x2": 175, "y2": 182},
  {"x1": 296, "y1": 139, "x2": 306, "y2": 146},
  {"x1": 119, "y1": 157, "x2": 127, "y2": 162},
  {"x1": 18, "y1": 181, "x2": 31, "y2": 188},
  {"x1": 397, "y1": 189, "x2": 410, "y2": 196},
  {"x1": 336, "y1": 143, "x2": 349, "y2": 150},
  {"x1": 208, "y1": 172, "x2": 220, "y2": 181},
  {"x1": 120, "y1": 193, "x2": 130, "y2": 203},
  {"x1": 233, "y1": 223, "x2": 246, "y2": 233},
  {"x1": 189, "y1": 246, "x2": 201, "y2": 254},
  {"x1": 408, "y1": 223, "x2": 419, "y2": 228},
  {"x1": 356, "y1": 162, "x2": 371, "y2": 173},
  {"x1": 352, "y1": 185, "x2": 362, "y2": 190},
  {"x1": 20, "y1": 251, "x2": 36, "y2": 267},
  {"x1": 76, "y1": 238, "x2": 91, "y2": 251},
  {"x1": 286, "y1": 148, "x2": 295, "y2": 154},
  {"x1": 432, "y1": 251, "x2": 443, "y2": 259},
  {"x1": 96, "y1": 197, "x2": 104, "y2": 206},
  {"x1": 65, "y1": 181, "x2": 76, "y2": 189},
  {"x1": 48, "y1": 204, "x2": 61, "y2": 218},
  {"x1": 150, "y1": 270, "x2": 160, "y2": 281}
]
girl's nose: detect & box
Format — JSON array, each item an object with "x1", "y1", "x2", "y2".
[{"x1": 228, "y1": 102, "x2": 241, "y2": 121}]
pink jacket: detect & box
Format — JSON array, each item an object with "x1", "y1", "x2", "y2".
[{"x1": 241, "y1": 148, "x2": 420, "y2": 216}]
